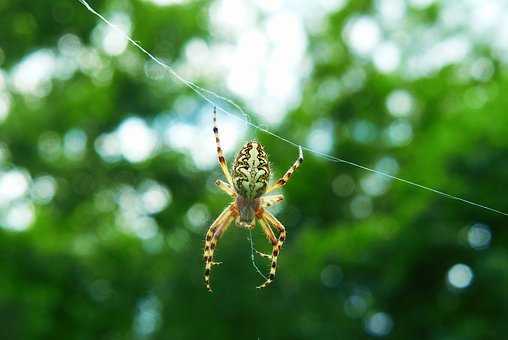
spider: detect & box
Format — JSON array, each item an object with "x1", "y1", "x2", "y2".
[{"x1": 203, "y1": 107, "x2": 303, "y2": 292}]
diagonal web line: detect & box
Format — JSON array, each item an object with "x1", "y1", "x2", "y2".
[
  {"x1": 75, "y1": 0, "x2": 508, "y2": 217},
  {"x1": 248, "y1": 229, "x2": 268, "y2": 281}
]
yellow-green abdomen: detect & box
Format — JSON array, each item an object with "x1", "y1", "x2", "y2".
[{"x1": 232, "y1": 141, "x2": 270, "y2": 199}]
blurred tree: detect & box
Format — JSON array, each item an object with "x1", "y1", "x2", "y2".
[{"x1": 0, "y1": 0, "x2": 507, "y2": 339}]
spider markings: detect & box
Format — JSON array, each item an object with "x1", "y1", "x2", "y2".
[
  {"x1": 232, "y1": 141, "x2": 270, "y2": 200},
  {"x1": 203, "y1": 107, "x2": 303, "y2": 292}
]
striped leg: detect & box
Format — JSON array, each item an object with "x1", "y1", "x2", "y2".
[
  {"x1": 266, "y1": 146, "x2": 303, "y2": 194},
  {"x1": 213, "y1": 107, "x2": 234, "y2": 185},
  {"x1": 260, "y1": 194, "x2": 284, "y2": 208},
  {"x1": 204, "y1": 204, "x2": 236, "y2": 292},
  {"x1": 215, "y1": 179, "x2": 236, "y2": 197},
  {"x1": 256, "y1": 210, "x2": 286, "y2": 289},
  {"x1": 255, "y1": 218, "x2": 277, "y2": 259}
]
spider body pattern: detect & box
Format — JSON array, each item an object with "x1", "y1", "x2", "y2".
[
  {"x1": 203, "y1": 107, "x2": 303, "y2": 292},
  {"x1": 232, "y1": 141, "x2": 269, "y2": 226}
]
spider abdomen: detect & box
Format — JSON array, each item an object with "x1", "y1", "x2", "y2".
[{"x1": 232, "y1": 141, "x2": 270, "y2": 200}]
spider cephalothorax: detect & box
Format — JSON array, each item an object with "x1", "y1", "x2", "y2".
[{"x1": 203, "y1": 107, "x2": 303, "y2": 292}]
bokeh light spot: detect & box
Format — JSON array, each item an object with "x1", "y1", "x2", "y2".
[
  {"x1": 332, "y1": 174, "x2": 356, "y2": 197},
  {"x1": 344, "y1": 293, "x2": 369, "y2": 318},
  {"x1": 117, "y1": 117, "x2": 158, "y2": 163},
  {"x1": 467, "y1": 223, "x2": 491, "y2": 250},
  {"x1": 140, "y1": 180, "x2": 171, "y2": 214},
  {"x1": 447, "y1": 263, "x2": 474, "y2": 289},
  {"x1": 307, "y1": 119, "x2": 334, "y2": 154},
  {"x1": 320, "y1": 264, "x2": 343, "y2": 288},
  {"x1": 373, "y1": 42, "x2": 401, "y2": 73},
  {"x1": 365, "y1": 312, "x2": 393, "y2": 337},
  {"x1": 31, "y1": 175, "x2": 57, "y2": 204},
  {"x1": 11, "y1": 49, "x2": 56, "y2": 97},
  {"x1": 0, "y1": 169, "x2": 30, "y2": 204},
  {"x1": 64, "y1": 128, "x2": 87, "y2": 160},
  {"x1": 350, "y1": 195, "x2": 372, "y2": 219},
  {"x1": 186, "y1": 203, "x2": 210, "y2": 232},
  {"x1": 134, "y1": 295, "x2": 161, "y2": 337},
  {"x1": 344, "y1": 16, "x2": 381, "y2": 56},
  {"x1": 386, "y1": 90, "x2": 414, "y2": 117},
  {"x1": 4, "y1": 200, "x2": 35, "y2": 231},
  {"x1": 386, "y1": 120, "x2": 413, "y2": 146}
]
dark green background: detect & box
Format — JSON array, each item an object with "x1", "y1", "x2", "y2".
[{"x1": 0, "y1": 0, "x2": 507, "y2": 339}]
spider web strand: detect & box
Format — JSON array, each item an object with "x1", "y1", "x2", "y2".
[
  {"x1": 76, "y1": 0, "x2": 508, "y2": 218},
  {"x1": 248, "y1": 229, "x2": 268, "y2": 280}
]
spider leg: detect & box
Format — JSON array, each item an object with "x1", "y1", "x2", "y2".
[
  {"x1": 260, "y1": 194, "x2": 284, "y2": 208},
  {"x1": 256, "y1": 210, "x2": 286, "y2": 289},
  {"x1": 204, "y1": 204, "x2": 236, "y2": 292},
  {"x1": 215, "y1": 179, "x2": 236, "y2": 197},
  {"x1": 213, "y1": 107, "x2": 234, "y2": 186},
  {"x1": 255, "y1": 218, "x2": 277, "y2": 259},
  {"x1": 265, "y1": 146, "x2": 303, "y2": 194}
]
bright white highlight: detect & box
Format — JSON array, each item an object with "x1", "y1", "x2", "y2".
[
  {"x1": 344, "y1": 16, "x2": 381, "y2": 56},
  {"x1": 140, "y1": 180, "x2": 171, "y2": 214},
  {"x1": 4, "y1": 201, "x2": 35, "y2": 231},
  {"x1": 319, "y1": 0, "x2": 348, "y2": 12},
  {"x1": 117, "y1": 117, "x2": 158, "y2": 163},
  {"x1": 376, "y1": 0, "x2": 406, "y2": 24},
  {"x1": 94, "y1": 12, "x2": 131, "y2": 56},
  {"x1": 206, "y1": 0, "x2": 308, "y2": 125},
  {"x1": 11, "y1": 50, "x2": 56, "y2": 97},
  {"x1": 0, "y1": 170, "x2": 30, "y2": 204},
  {"x1": 447, "y1": 263, "x2": 474, "y2": 289},
  {"x1": 95, "y1": 117, "x2": 158, "y2": 163},
  {"x1": 374, "y1": 42, "x2": 401, "y2": 73}
]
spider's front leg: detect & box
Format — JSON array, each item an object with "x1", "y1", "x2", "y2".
[
  {"x1": 266, "y1": 146, "x2": 303, "y2": 194},
  {"x1": 203, "y1": 203, "x2": 236, "y2": 292},
  {"x1": 260, "y1": 194, "x2": 284, "y2": 208},
  {"x1": 215, "y1": 179, "x2": 236, "y2": 197},
  {"x1": 256, "y1": 209, "x2": 287, "y2": 289},
  {"x1": 213, "y1": 107, "x2": 234, "y2": 186}
]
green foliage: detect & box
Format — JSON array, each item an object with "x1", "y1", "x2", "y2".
[{"x1": 0, "y1": 1, "x2": 507, "y2": 339}]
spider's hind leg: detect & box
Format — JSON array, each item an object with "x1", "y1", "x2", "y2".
[
  {"x1": 256, "y1": 210, "x2": 286, "y2": 289},
  {"x1": 203, "y1": 204, "x2": 236, "y2": 292},
  {"x1": 255, "y1": 218, "x2": 277, "y2": 259}
]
